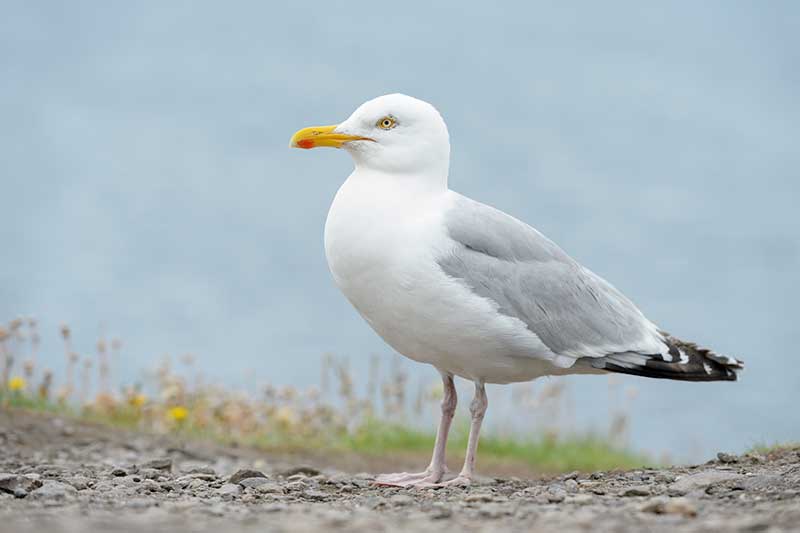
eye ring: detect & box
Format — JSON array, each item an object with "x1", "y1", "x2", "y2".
[{"x1": 377, "y1": 116, "x2": 397, "y2": 130}]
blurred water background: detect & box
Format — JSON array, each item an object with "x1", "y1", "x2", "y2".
[{"x1": 1, "y1": 1, "x2": 798, "y2": 461}]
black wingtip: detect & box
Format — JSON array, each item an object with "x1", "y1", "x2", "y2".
[{"x1": 596, "y1": 333, "x2": 743, "y2": 383}]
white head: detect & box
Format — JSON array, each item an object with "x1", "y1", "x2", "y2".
[{"x1": 291, "y1": 94, "x2": 450, "y2": 181}]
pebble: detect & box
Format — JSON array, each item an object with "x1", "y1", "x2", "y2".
[
  {"x1": 229, "y1": 468, "x2": 267, "y2": 484},
  {"x1": 29, "y1": 480, "x2": 78, "y2": 501},
  {"x1": 142, "y1": 458, "x2": 173, "y2": 471},
  {"x1": 620, "y1": 485, "x2": 652, "y2": 497},
  {"x1": 239, "y1": 477, "x2": 271, "y2": 489},
  {"x1": 0, "y1": 473, "x2": 42, "y2": 495},
  {"x1": 279, "y1": 465, "x2": 321, "y2": 477},
  {"x1": 663, "y1": 497, "x2": 698, "y2": 518},
  {"x1": 668, "y1": 471, "x2": 743, "y2": 495},
  {"x1": 465, "y1": 492, "x2": 495, "y2": 503},
  {"x1": 183, "y1": 465, "x2": 217, "y2": 476},
  {"x1": 717, "y1": 452, "x2": 739, "y2": 464},
  {"x1": 302, "y1": 489, "x2": 329, "y2": 501},
  {"x1": 640, "y1": 496, "x2": 698, "y2": 518},
  {"x1": 257, "y1": 484, "x2": 285, "y2": 495},
  {"x1": 187, "y1": 478, "x2": 207, "y2": 490},
  {"x1": 216, "y1": 483, "x2": 242, "y2": 498},
  {"x1": 285, "y1": 480, "x2": 308, "y2": 491}
]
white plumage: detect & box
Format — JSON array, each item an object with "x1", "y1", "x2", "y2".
[{"x1": 291, "y1": 93, "x2": 742, "y2": 487}]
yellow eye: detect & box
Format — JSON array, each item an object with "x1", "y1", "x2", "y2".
[{"x1": 377, "y1": 116, "x2": 397, "y2": 130}]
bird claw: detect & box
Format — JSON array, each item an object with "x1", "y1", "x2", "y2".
[{"x1": 438, "y1": 475, "x2": 471, "y2": 487}]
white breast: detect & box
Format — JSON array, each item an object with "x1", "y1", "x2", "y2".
[{"x1": 323, "y1": 171, "x2": 560, "y2": 383}]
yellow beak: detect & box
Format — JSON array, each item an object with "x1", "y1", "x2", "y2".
[{"x1": 289, "y1": 125, "x2": 373, "y2": 149}]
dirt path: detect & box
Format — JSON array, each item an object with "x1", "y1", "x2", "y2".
[{"x1": 1, "y1": 409, "x2": 798, "y2": 532}]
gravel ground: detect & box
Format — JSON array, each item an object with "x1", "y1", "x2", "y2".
[{"x1": 1, "y1": 409, "x2": 798, "y2": 532}]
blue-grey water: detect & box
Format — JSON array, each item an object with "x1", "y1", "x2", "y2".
[{"x1": 1, "y1": 2, "x2": 798, "y2": 460}]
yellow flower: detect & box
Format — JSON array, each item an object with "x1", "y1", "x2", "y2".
[
  {"x1": 167, "y1": 405, "x2": 189, "y2": 422},
  {"x1": 274, "y1": 406, "x2": 296, "y2": 427},
  {"x1": 129, "y1": 393, "x2": 147, "y2": 408},
  {"x1": 8, "y1": 376, "x2": 26, "y2": 392}
]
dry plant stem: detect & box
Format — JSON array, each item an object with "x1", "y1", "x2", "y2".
[{"x1": 373, "y1": 372, "x2": 456, "y2": 486}]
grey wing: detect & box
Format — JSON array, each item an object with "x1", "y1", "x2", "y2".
[{"x1": 439, "y1": 194, "x2": 667, "y2": 365}]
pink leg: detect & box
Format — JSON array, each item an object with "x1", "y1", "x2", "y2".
[
  {"x1": 374, "y1": 372, "x2": 456, "y2": 486},
  {"x1": 439, "y1": 380, "x2": 487, "y2": 486}
]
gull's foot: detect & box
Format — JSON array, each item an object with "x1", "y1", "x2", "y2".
[
  {"x1": 373, "y1": 469, "x2": 445, "y2": 487},
  {"x1": 441, "y1": 475, "x2": 471, "y2": 487},
  {"x1": 419, "y1": 475, "x2": 472, "y2": 489}
]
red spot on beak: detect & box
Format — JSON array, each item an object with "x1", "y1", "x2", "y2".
[{"x1": 296, "y1": 139, "x2": 315, "y2": 149}]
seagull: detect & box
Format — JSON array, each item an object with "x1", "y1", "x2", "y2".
[{"x1": 290, "y1": 94, "x2": 743, "y2": 487}]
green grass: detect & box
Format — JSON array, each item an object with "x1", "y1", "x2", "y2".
[
  {"x1": 3, "y1": 399, "x2": 651, "y2": 473},
  {"x1": 748, "y1": 441, "x2": 800, "y2": 456},
  {"x1": 340, "y1": 419, "x2": 652, "y2": 472}
]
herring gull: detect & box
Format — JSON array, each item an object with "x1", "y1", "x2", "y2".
[{"x1": 290, "y1": 93, "x2": 743, "y2": 487}]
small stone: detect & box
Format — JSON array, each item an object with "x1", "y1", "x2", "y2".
[
  {"x1": 257, "y1": 484, "x2": 285, "y2": 495},
  {"x1": 668, "y1": 471, "x2": 743, "y2": 495},
  {"x1": 640, "y1": 496, "x2": 697, "y2": 518},
  {"x1": 564, "y1": 479, "x2": 579, "y2": 493},
  {"x1": 216, "y1": 483, "x2": 242, "y2": 498},
  {"x1": 142, "y1": 458, "x2": 173, "y2": 471},
  {"x1": 302, "y1": 489, "x2": 329, "y2": 501},
  {"x1": 285, "y1": 480, "x2": 307, "y2": 491},
  {"x1": 621, "y1": 485, "x2": 652, "y2": 497},
  {"x1": 639, "y1": 496, "x2": 670, "y2": 513},
  {"x1": 280, "y1": 465, "x2": 321, "y2": 477},
  {"x1": 139, "y1": 479, "x2": 162, "y2": 492},
  {"x1": 716, "y1": 452, "x2": 738, "y2": 464},
  {"x1": 465, "y1": 492, "x2": 494, "y2": 503},
  {"x1": 547, "y1": 488, "x2": 567, "y2": 503},
  {"x1": 116, "y1": 475, "x2": 143, "y2": 487},
  {"x1": 239, "y1": 477, "x2": 270, "y2": 489},
  {"x1": 0, "y1": 473, "x2": 42, "y2": 495},
  {"x1": 29, "y1": 480, "x2": 77, "y2": 501},
  {"x1": 229, "y1": 468, "x2": 267, "y2": 484},
  {"x1": 663, "y1": 497, "x2": 698, "y2": 518},
  {"x1": 138, "y1": 468, "x2": 164, "y2": 480},
  {"x1": 183, "y1": 465, "x2": 217, "y2": 476},
  {"x1": 110, "y1": 467, "x2": 128, "y2": 477},
  {"x1": 178, "y1": 472, "x2": 216, "y2": 482},
  {"x1": 654, "y1": 472, "x2": 676, "y2": 484},
  {"x1": 66, "y1": 475, "x2": 92, "y2": 490},
  {"x1": 187, "y1": 478, "x2": 207, "y2": 490},
  {"x1": 286, "y1": 474, "x2": 308, "y2": 482}
]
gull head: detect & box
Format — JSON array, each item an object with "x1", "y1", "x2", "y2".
[{"x1": 291, "y1": 94, "x2": 450, "y2": 176}]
